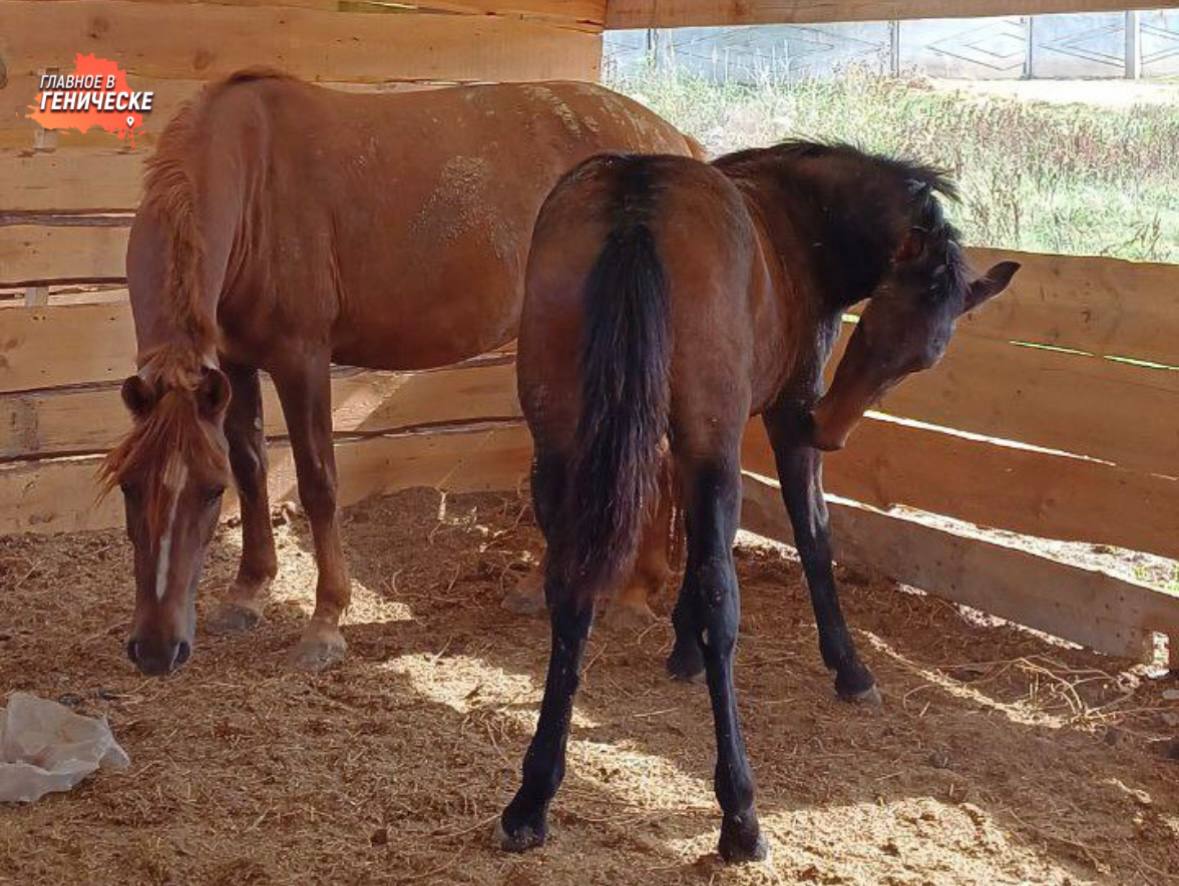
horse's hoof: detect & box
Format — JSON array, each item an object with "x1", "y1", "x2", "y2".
[
  {"x1": 666, "y1": 646, "x2": 706, "y2": 684},
  {"x1": 206, "y1": 601, "x2": 263, "y2": 636},
  {"x1": 604, "y1": 601, "x2": 657, "y2": 631},
  {"x1": 839, "y1": 683, "x2": 883, "y2": 706},
  {"x1": 288, "y1": 626, "x2": 347, "y2": 672},
  {"x1": 835, "y1": 661, "x2": 879, "y2": 704},
  {"x1": 718, "y1": 815, "x2": 769, "y2": 864},
  {"x1": 501, "y1": 583, "x2": 546, "y2": 617},
  {"x1": 494, "y1": 816, "x2": 546, "y2": 853}
]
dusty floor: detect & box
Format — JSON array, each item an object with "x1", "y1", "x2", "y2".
[{"x1": 1, "y1": 487, "x2": 1177, "y2": 885}]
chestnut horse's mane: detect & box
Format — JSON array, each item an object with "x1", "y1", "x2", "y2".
[
  {"x1": 97, "y1": 71, "x2": 290, "y2": 526},
  {"x1": 140, "y1": 67, "x2": 295, "y2": 354}
]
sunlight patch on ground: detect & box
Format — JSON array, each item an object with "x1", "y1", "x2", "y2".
[{"x1": 381, "y1": 652, "x2": 721, "y2": 814}]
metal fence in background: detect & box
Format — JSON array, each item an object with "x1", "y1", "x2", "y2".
[{"x1": 604, "y1": 10, "x2": 1179, "y2": 82}]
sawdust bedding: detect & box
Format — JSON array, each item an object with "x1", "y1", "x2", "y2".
[{"x1": 0, "y1": 487, "x2": 1176, "y2": 885}]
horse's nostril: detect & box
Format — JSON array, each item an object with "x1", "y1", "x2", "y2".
[
  {"x1": 175, "y1": 641, "x2": 191, "y2": 666},
  {"x1": 126, "y1": 639, "x2": 140, "y2": 664}
]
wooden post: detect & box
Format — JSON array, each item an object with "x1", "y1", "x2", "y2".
[
  {"x1": 24, "y1": 287, "x2": 49, "y2": 307},
  {"x1": 888, "y1": 20, "x2": 901, "y2": 76},
  {"x1": 1024, "y1": 15, "x2": 1035, "y2": 80},
  {"x1": 1125, "y1": 10, "x2": 1142, "y2": 80}
]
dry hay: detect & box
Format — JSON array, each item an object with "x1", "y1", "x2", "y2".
[{"x1": 0, "y1": 486, "x2": 1177, "y2": 885}]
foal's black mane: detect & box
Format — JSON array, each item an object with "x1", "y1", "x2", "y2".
[{"x1": 714, "y1": 139, "x2": 969, "y2": 310}]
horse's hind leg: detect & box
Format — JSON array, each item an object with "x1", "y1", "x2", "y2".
[
  {"x1": 499, "y1": 446, "x2": 597, "y2": 850},
  {"x1": 501, "y1": 451, "x2": 565, "y2": 616},
  {"x1": 273, "y1": 352, "x2": 350, "y2": 671},
  {"x1": 763, "y1": 407, "x2": 878, "y2": 703},
  {"x1": 676, "y1": 454, "x2": 767, "y2": 863},
  {"x1": 207, "y1": 363, "x2": 278, "y2": 635}
]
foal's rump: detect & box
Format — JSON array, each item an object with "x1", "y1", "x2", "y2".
[{"x1": 519, "y1": 153, "x2": 756, "y2": 598}]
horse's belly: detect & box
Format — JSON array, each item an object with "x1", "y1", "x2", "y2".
[{"x1": 332, "y1": 269, "x2": 522, "y2": 371}]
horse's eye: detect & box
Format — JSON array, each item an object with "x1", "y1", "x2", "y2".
[{"x1": 204, "y1": 486, "x2": 226, "y2": 504}]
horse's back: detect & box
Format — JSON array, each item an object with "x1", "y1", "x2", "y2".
[{"x1": 184, "y1": 75, "x2": 695, "y2": 370}]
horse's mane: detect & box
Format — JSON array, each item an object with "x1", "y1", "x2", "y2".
[
  {"x1": 715, "y1": 139, "x2": 970, "y2": 305},
  {"x1": 715, "y1": 139, "x2": 959, "y2": 202},
  {"x1": 140, "y1": 67, "x2": 295, "y2": 355},
  {"x1": 97, "y1": 346, "x2": 229, "y2": 536}
]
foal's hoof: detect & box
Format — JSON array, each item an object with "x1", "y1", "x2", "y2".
[
  {"x1": 666, "y1": 643, "x2": 706, "y2": 684},
  {"x1": 835, "y1": 663, "x2": 881, "y2": 705},
  {"x1": 603, "y1": 600, "x2": 657, "y2": 631},
  {"x1": 288, "y1": 625, "x2": 347, "y2": 672},
  {"x1": 841, "y1": 683, "x2": 883, "y2": 706},
  {"x1": 501, "y1": 577, "x2": 546, "y2": 618},
  {"x1": 494, "y1": 816, "x2": 546, "y2": 853},
  {"x1": 206, "y1": 601, "x2": 263, "y2": 636},
  {"x1": 718, "y1": 814, "x2": 769, "y2": 864}
]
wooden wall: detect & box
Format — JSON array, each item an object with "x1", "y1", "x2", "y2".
[{"x1": 2, "y1": 0, "x2": 1178, "y2": 664}]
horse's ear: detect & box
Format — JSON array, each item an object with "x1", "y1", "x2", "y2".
[
  {"x1": 197, "y1": 367, "x2": 231, "y2": 419},
  {"x1": 963, "y1": 261, "x2": 1021, "y2": 314},
  {"x1": 121, "y1": 375, "x2": 156, "y2": 419},
  {"x1": 893, "y1": 226, "x2": 926, "y2": 264}
]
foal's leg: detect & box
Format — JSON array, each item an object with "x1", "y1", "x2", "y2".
[
  {"x1": 208, "y1": 363, "x2": 278, "y2": 635},
  {"x1": 273, "y1": 354, "x2": 350, "y2": 670},
  {"x1": 498, "y1": 449, "x2": 594, "y2": 851},
  {"x1": 763, "y1": 407, "x2": 878, "y2": 702},
  {"x1": 676, "y1": 456, "x2": 766, "y2": 862}
]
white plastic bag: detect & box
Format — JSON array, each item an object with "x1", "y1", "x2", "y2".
[{"x1": 0, "y1": 692, "x2": 130, "y2": 803}]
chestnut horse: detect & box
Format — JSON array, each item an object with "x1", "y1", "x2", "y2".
[
  {"x1": 100, "y1": 71, "x2": 698, "y2": 676},
  {"x1": 499, "y1": 143, "x2": 1019, "y2": 860}
]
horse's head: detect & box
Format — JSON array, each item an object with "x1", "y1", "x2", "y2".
[
  {"x1": 811, "y1": 179, "x2": 1019, "y2": 451},
  {"x1": 100, "y1": 351, "x2": 232, "y2": 675}
]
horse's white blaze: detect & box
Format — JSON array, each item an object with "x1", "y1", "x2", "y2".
[{"x1": 155, "y1": 456, "x2": 188, "y2": 602}]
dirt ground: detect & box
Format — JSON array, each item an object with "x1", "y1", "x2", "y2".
[{"x1": 1, "y1": 487, "x2": 1177, "y2": 885}]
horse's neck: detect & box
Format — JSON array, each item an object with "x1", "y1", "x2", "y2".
[{"x1": 744, "y1": 166, "x2": 888, "y2": 315}]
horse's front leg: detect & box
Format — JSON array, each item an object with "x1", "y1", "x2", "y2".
[
  {"x1": 273, "y1": 353, "x2": 350, "y2": 670},
  {"x1": 207, "y1": 363, "x2": 278, "y2": 635},
  {"x1": 763, "y1": 407, "x2": 878, "y2": 703}
]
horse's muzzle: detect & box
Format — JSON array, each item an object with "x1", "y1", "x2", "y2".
[{"x1": 127, "y1": 637, "x2": 191, "y2": 676}]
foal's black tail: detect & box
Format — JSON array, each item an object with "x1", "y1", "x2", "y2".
[{"x1": 560, "y1": 160, "x2": 671, "y2": 604}]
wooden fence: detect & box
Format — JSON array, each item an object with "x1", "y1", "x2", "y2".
[{"x1": 1, "y1": 0, "x2": 1177, "y2": 664}]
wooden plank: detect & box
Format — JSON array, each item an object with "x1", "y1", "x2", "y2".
[
  {"x1": 962, "y1": 248, "x2": 1179, "y2": 368},
  {"x1": 0, "y1": 2, "x2": 601, "y2": 84},
  {"x1": 605, "y1": 0, "x2": 1179, "y2": 29},
  {"x1": 0, "y1": 77, "x2": 455, "y2": 151},
  {"x1": 36, "y1": 0, "x2": 607, "y2": 29},
  {"x1": 0, "y1": 360, "x2": 523, "y2": 460},
  {"x1": 740, "y1": 472, "x2": 1179, "y2": 661},
  {"x1": 0, "y1": 303, "x2": 136, "y2": 393},
  {"x1": 828, "y1": 322, "x2": 1179, "y2": 478},
  {"x1": 0, "y1": 303, "x2": 136, "y2": 391},
  {"x1": 0, "y1": 418, "x2": 531, "y2": 535},
  {"x1": 743, "y1": 418, "x2": 1179, "y2": 561},
  {"x1": 0, "y1": 224, "x2": 128, "y2": 287},
  {"x1": 2, "y1": 149, "x2": 145, "y2": 213},
  {"x1": 0, "y1": 303, "x2": 515, "y2": 395}
]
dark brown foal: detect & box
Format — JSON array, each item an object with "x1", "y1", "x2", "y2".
[{"x1": 500, "y1": 144, "x2": 1018, "y2": 860}]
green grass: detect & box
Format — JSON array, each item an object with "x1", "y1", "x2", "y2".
[{"x1": 606, "y1": 64, "x2": 1179, "y2": 262}]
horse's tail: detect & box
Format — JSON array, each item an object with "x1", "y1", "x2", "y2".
[{"x1": 560, "y1": 160, "x2": 671, "y2": 603}]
